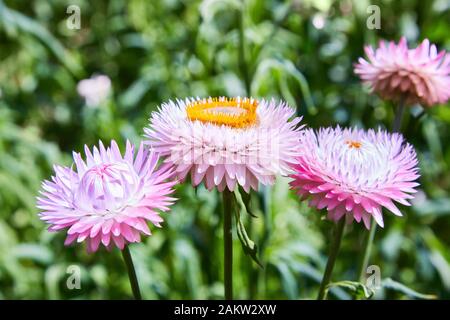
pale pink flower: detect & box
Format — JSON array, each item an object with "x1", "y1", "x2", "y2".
[
  {"x1": 77, "y1": 74, "x2": 111, "y2": 107},
  {"x1": 37, "y1": 140, "x2": 177, "y2": 252},
  {"x1": 354, "y1": 37, "x2": 450, "y2": 107},
  {"x1": 144, "y1": 97, "x2": 303, "y2": 192},
  {"x1": 290, "y1": 127, "x2": 420, "y2": 229}
]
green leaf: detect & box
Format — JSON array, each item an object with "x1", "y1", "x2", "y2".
[
  {"x1": 288, "y1": 262, "x2": 350, "y2": 300},
  {"x1": 231, "y1": 191, "x2": 262, "y2": 267},
  {"x1": 0, "y1": 1, "x2": 83, "y2": 77},
  {"x1": 421, "y1": 227, "x2": 450, "y2": 290},
  {"x1": 174, "y1": 239, "x2": 203, "y2": 299},
  {"x1": 326, "y1": 280, "x2": 375, "y2": 300},
  {"x1": 236, "y1": 186, "x2": 257, "y2": 218},
  {"x1": 199, "y1": 0, "x2": 242, "y2": 22},
  {"x1": 0, "y1": 172, "x2": 37, "y2": 213},
  {"x1": 118, "y1": 77, "x2": 152, "y2": 109},
  {"x1": 275, "y1": 263, "x2": 298, "y2": 299},
  {"x1": 413, "y1": 198, "x2": 450, "y2": 217},
  {"x1": 252, "y1": 58, "x2": 317, "y2": 115},
  {"x1": 44, "y1": 264, "x2": 67, "y2": 300},
  {"x1": 382, "y1": 278, "x2": 437, "y2": 300},
  {"x1": 12, "y1": 243, "x2": 54, "y2": 265}
]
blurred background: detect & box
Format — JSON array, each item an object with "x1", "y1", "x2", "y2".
[{"x1": 0, "y1": 0, "x2": 449, "y2": 299}]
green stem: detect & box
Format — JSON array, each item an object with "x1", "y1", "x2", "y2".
[
  {"x1": 317, "y1": 219, "x2": 346, "y2": 300},
  {"x1": 357, "y1": 221, "x2": 377, "y2": 283},
  {"x1": 238, "y1": 3, "x2": 251, "y2": 96},
  {"x1": 223, "y1": 190, "x2": 234, "y2": 300},
  {"x1": 255, "y1": 185, "x2": 271, "y2": 298},
  {"x1": 392, "y1": 98, "x2": 406, "y2": 133},
  {"x1": 121, "y1": 245, "x2": 142, "y2": 300},
  {"x1": 412, "y1": 109, "x2": 427, "y2": 133}
]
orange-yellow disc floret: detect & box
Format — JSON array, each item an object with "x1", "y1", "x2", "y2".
[
  {"x1": 186, "y1": 97, "x2": 258, "y2": 128},
  {"x1": 345, "y1": 140, "x2": 362, "y2": 149}
]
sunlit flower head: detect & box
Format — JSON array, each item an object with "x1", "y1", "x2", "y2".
[
  {"x1": 144, "y1": 97, "x2": 303, "y2": 193},
  {"x1": 77, "y1": 74, "x2": 112, "y2": 107},
  {"x1": 37, "y1": 140, "x2": 177, "y2": 252},
  {"x1": 290, "y1": 127, "x2": 420, "y2": 229},
  {"x1": 354, "y1": 37, "x2": 450, "y2": 107}
]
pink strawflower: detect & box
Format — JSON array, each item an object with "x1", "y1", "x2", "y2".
[
  {"x1": 37, "y1": 140, "x2": 177, "y2": 252},
  {"x1": 354, "y1": 37, "x2": 450, "y2": 107},
  {"x1": 144, "y1": 97, "x2": 303, "y2": 192},
  {"x1": 290, "y1": 127, "x2": 420, "y2": 229}
]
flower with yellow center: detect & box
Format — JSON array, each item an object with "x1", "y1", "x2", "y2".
[
  {"x1": 145, "y1": 97, "x2": 304, "y2": 192},
  {"x1": 186, "y1": 97, "x2": 258, "y2": 128}
]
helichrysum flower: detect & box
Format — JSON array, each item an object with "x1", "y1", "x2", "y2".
[
  {"x1": 144, "y1": 97, "x2": 303, "y2": 192},
  {"x1": 37, "y1": 140, "x2": 177, "y2": 252},
  {"x1": 290, "y1": 127, "x2": 420, "y2": 229},
  {"x1": 354, "y1": 37, "x2": 450, "y2": 107},
  {"x1": 77, "y1": 74, "x2": 112, "y2": 107}
]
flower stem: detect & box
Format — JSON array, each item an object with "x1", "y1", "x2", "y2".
[
  {"x1": 121, "y1": 245, "x2": 142, "y2": 300},
  {"x1": 357, "y1": 221, "x2": 377, "y2": 283},
  {"x1": 317, "y1": 219, "x2": 346, "y2": 300},
  {"x1": 392, "y1": 97, "x2": 406, "y2": 133},
  {"x1": 223, "y1": 190, "x2": 234, "y2": 300},
  {"x1": 238, "y1": 3, "x2": 251, "y2": 96}
]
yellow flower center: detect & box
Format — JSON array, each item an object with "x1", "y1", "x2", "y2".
[
  {"x1": 186, "y1": 97, "x2": 258, "y2": 128},
  {"x1": 345, "y1": 140, "x2": 362, "y2": 149}
]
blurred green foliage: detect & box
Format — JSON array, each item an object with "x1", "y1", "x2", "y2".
[{"x1": 0, "y1": 0, "x2": 449, "y2": 299}]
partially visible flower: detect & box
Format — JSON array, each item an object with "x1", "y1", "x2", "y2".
[
  {"x1": 354, "y1": 37, "x2": 450, "y2": 107},
  {"x1": 290, "y1": 127, "x2": 420, "y2": 229},
  {"x1": 144, "y1": 97, "x2": 303, "y2": 193},
  {"x1": 312, "y1": 13, "x2": 326, "y2": 30},
  {"x1": 77, "y1": 74, "x2": 111, "y2": 107},
  {"x1": 37, "y1": 140, "x2": 177, "y2": 252}
]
